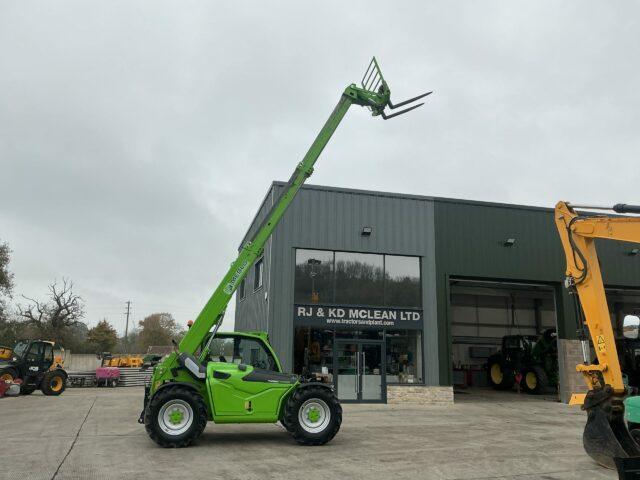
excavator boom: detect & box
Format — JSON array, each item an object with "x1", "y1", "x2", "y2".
[{"x1": 555, "y1": 201, "x2": 640, "y2": 469}]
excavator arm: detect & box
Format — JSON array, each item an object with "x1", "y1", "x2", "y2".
[{"x1": 555, "y1": 200, "x2": 640, "y2": 468}]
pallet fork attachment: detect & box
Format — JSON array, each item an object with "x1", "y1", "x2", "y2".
[
  {"x1": 360, "y1": 57, "x2": 431, "y2": 120},
  {"x1": 555, "y1": 201, "x2": 640, "y2": 471}
]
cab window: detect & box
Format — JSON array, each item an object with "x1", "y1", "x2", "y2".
[
  {"x1": 26, "y1": 342, "x2": 43, "y2": 362},
  {"x1": 43, "y1": 343, "x2": 54, "y2": 362},
  {"x1": 209, "y1": 336, "x2": 277, "y2": 371}
]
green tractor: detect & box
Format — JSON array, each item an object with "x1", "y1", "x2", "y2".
[
  {"x1": 139, "y1": 58, "x2": 430, "y2": 447},
  {"x1": 487, "y1": 329, "x2": 558, "y2": 394}
]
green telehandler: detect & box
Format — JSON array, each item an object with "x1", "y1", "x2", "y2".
[{"x1": 139, "y1": 58, "x2": 431, "y2": 447}]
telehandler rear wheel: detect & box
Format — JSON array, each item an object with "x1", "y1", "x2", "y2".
[
  {"x1": 145, "y1": 387, "x2": 207, "y2": 448},
  {"x1": 283, "y1": 386, "x2": 342, "y2": 446},
  {"x1": 41, "y1": 370, "x2": 66, "y2": 396}
]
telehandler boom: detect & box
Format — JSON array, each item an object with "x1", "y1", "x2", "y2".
[
  {"x1": 141, "y1": 58, "x2": 430, "y2": 447},
  {"x1": 555, "y1": 201, "x2": 640, "y2": 470}
]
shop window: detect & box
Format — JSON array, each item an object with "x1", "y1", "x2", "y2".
[
  {"x1": 293, "y1": 327, "x2": 334, "y2": 377},
  {"x1": 334, "y1": 251, "x2": 384, "y2": 306},
  {"x1": 294, "y1": 250, "x2": 334, "y2": 304},
  {"x1": 294, "y1": 249, "x2": 422, "y2": 309},
  {"x1": 254, "y1": 258, "x2": 263, "y2": 291},
  {"x1": 386, "y1": 330, "x2": 423, "y2": 384},
  {"x1": 384, "y1": 255, "x2": 421, "y2": 308},
  {"x1": 208, "y1": 335, "x2": 276, "y2": 371}
]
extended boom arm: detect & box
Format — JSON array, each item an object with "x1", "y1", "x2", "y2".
[{"x1": 178, "y1": 58, "x2": 431, "y2": 356}]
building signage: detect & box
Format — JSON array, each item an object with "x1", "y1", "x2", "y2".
[{"x1": 294, "y1": 304, "x2": 423, "y2": 330}]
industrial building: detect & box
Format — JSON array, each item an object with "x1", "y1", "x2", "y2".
[{"x1": 235, "y1": 182, "x2": 640, "y2": 404}]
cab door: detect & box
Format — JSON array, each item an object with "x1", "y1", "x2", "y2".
[
  {"x1": 206, "y1": 335, "x2": 296, "y2": 421},
  {"x1": 23, "y1": 342, "x2": 45, "y2": 378}
]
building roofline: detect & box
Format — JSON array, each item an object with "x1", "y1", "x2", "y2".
[
  {"x1": 239, "y1": 181, "x2": 554, "y2": 249},
  {"x1": 271, "y1": 181, "x2": 554, "y2": 213}
]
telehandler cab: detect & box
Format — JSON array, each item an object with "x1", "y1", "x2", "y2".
[
  {"x1": 555, "y1": 201, "x2": 640, "y2": 471},
  {"x1": 0, "y1": 339, "x2": 67, "y2": 395},
  {"x1": 140, "y1": 58, "x2": 430, "y2": 447}
]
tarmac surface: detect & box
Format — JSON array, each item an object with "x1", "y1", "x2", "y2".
[{"x1": 1, "y1": 387, "x2": 618, "y2": 480}]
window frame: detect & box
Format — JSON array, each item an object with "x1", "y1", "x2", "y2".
[
  {"x1": 294, "y1": 248, "x2": 422, "y2": 309},
  {"x1": 210, "y1": 334, "x2": 279, "y2": 372},
  {"x1": 254, "y1": 257, "x2": 264, "y2": 292}
]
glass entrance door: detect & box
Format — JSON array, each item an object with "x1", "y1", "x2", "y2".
[{"x1": 335, "y1": 341, "x2": 385, "y2": 403}]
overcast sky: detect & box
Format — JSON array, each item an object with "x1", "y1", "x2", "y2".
[{"x1": 2, "y1": 2, "x2": 640, "y2": 335}]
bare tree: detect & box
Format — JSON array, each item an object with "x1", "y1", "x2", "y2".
[
  {"x1": 18, "y1": 278, "x2": 85, "y2": 343},
  {"x1": 0, "y1": 241, "x2": 14, "y2": 322}
]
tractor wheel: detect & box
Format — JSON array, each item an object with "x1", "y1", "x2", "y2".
[
  {"x1": 521, "y1": 366, "x2": 548, "y2": 395},
  {"x1": 41, "y1": 370, "x2": 66, "y2": 396},
  {"x1": 144, "y1": 387, "x2": 207, "y2": 448},
  {"x1": 487, "y1": 356, "x2": 514, "y2": 390},
  {"x1": 283, "y1": 386, "x2": 342, "y2": 446},
  {"x1": 20, "y1": 384, "x2": 37, "y2": 395},
  {"x1": 0, "y1": 368, "x2": 17, "y2": 383}
]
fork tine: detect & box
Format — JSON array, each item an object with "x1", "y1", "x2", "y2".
[{"x1": 388, "y1": 91, "x2": 432, "y2": 109}]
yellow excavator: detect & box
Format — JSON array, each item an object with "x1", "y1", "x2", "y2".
[{"x1": 555, "y1": 201, "x2": 640, "y2": 472}]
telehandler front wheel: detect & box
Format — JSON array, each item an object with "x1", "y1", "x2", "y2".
[
  {"x1": 283, "y1": 386, "x2": 342, "y2": 446},
  {"x1": 145, "y1": 387, "x2": 207, "y2": 448},
  {"x1": 0, "y1": 368, "x2": 17, "y2": 383}
]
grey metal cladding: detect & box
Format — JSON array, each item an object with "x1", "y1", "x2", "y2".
[
  {"x1": 433, "y1": 199, "x2": 640, "y2": 286},
  {"x1": 235, "y1": 185, "x2": 275, "y2": 334},
  {"x1": 262, "y1": 182, "x2": 438, "y2": 375}
]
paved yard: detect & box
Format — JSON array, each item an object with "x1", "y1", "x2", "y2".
[{"x1": 1, "y1": 387, "x2": 617, "y2": 480}]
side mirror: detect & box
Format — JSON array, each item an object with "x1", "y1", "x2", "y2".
[{"x1": 623, "y1": 315, "x2": 640, "y2": 340}]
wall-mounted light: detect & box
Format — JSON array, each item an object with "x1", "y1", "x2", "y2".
[
  {"x1": 361, "y1": 226, "x2": 373, "y2": 237},
  {"x1": 629, "y1": 248, "x2": 640, "y2": 256},
  {"x1": 503, "y1": 238, "x2": 516, "y2": 247}
]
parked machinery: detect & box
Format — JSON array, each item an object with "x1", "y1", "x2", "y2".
[
  {"x1": 0, "y1": 339, "x2": 67, "y2": 395},
  {"x1": 486, "y1": 329, "x2": 558, "y2": 394},
  {"x1": 100, "y1": 353, "x2": 144, "y2": 368},
  {"x1": 554, "y1": 201, "x2": 640, "y2": 471},
  {"x1": 139, "y1": 58, "x2": 430, "y2": 448},
  {"x1": 0, "y1": 345, "x2": 12, "y2": 360}
]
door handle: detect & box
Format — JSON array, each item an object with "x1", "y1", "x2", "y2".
[{"x1": 361, "y1": 352, "x2": 366, "y2": 393}]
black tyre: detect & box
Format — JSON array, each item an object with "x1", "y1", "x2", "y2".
[
  {"x1": 283, "y1": 386, "x2": 342, "y2": 446},
  {"x1": 0, "y1": 368, "x2": 18, "y2": 383},
  {"x1": 144, "y1": 387, "x2": 208, "y2": 448},
  {"x1": 20, "y1": 384, "x2": 37, "y2": 395},
  {"x1": 41, "y1": 370, "x2": 66, "y2": 396},
  {"x1": 521, "y1": 366, "x2": 549, "y2": 395},
  {"x1": 487, "y1": 356, "x2": 515, "y2": 390},
  {"x1": 109, "y1": 378, "x2": 118, "y2": 388}
]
